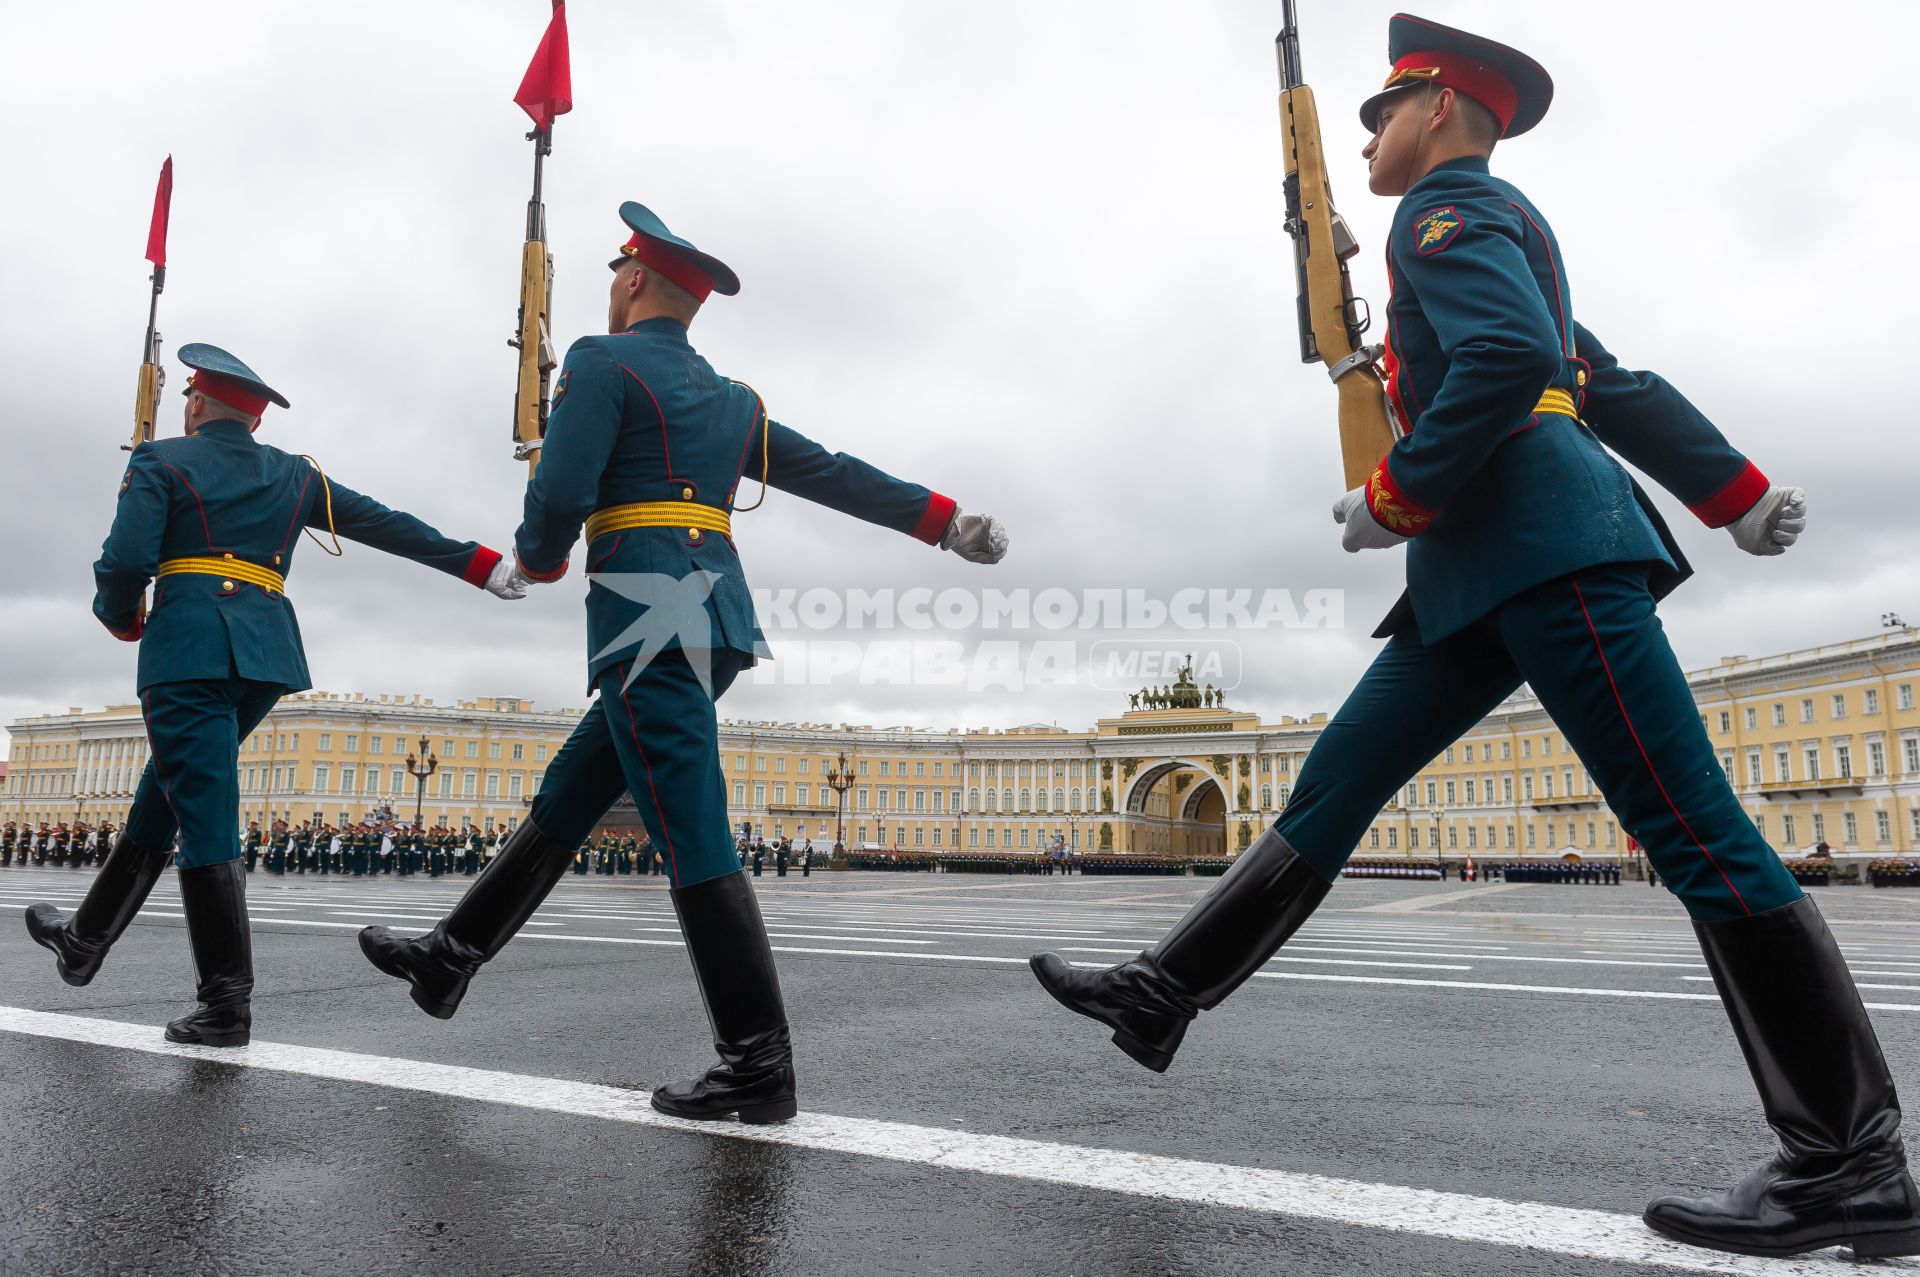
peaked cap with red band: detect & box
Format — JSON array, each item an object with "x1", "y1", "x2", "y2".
[
  {"x1": 608, "y1": 200, "x2": 740, "y2": 301},
  {"x1": 177, "y1": 342, "x2": 290, "y2": 415},
  {"x1": 1359, "y1": 13, "x2": 1553, "y2": 140}
]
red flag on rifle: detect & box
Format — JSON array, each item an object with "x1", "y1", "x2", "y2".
[
  {"x1": 513, "y1": 2, "x2": 573, "y2": 132},
  {"x1": 145, "y1": 156, "x2": 173, "y2": 268}
]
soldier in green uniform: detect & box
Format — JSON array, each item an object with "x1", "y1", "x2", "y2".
[
  {"x1": 24, "y1": 344, "x2": 524, "y2": 1046},
  {"x1": 1029, "y1": 16, "x2": 1909, "y2": 1261},
  {"x1": 361, "y1": 201, "x2": 1007, "y2": 1124}
]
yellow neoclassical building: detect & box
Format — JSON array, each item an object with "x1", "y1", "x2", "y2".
[{"x1": 6, "y1": 627, "x2": 1919, "y2": 859}]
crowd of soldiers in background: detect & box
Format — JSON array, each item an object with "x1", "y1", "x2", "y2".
[
  {"x1": 1342, "y1": 857, "x2": 1623, "y2": 884},
  {"x1": 242, "y1": 820, "x2": 499, "y2": 876},
  {"x1": 0, "y1": 821, "x2": 119, "y2": 868},
  {"x1": 735, "y1": 833, "x2": 815, "y2": 879},
  {"x1": 571, "y1": 829, "x2": 668, "y2": 876}
]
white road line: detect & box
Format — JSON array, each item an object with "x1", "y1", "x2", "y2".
[
  {"x1": 1059, "y1": 947, "x2": 1473, "y2": 972},
  {"x1": 0, "y1": 1005, "x2": 1901, "y2": 1276}
]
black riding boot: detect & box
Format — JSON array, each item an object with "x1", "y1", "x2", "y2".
[
  {"x1": 651, "y1": 870, "x2": 797, "y2": 1124},
  {"x1": 1644, "y1": 896, "x2": 1920, "y2": 1258},
  {"x1": 165, "y1": 859, "x2": 253, "y2": 1047},
  {"x1": 1029, "y1": 827, "x2": 1332, "y2": 1072},
  {"x1": 25, "y1": 832, "x2": 171, "y2": 986},
  {"x1": 358, "y1": 817, "x2": 574, "y2": 1019}
]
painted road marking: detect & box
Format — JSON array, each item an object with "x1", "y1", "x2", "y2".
[{"x1": 0, "y1": 1005, "x2": 1905, "y2": 1276}]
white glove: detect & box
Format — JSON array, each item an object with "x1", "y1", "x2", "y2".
[
  {"x1": 483, "y1": 556, "x2": 530, "y2": 600},
  {"x1": 1727, "y1": 485, "x2": 1806, "y2": 557},
  {"x1": 940, "y1": 506, "x2": 1009, "y2": 564},
  {"x1": 1332, "y1": 486, "x2": 1410, "y2": 553}
]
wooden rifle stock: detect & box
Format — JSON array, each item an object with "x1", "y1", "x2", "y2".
[
  {"x1": 1277, "y1": 22, "x2": 1401, "y2": 491},
  {"x1": 512, "y1": 236, "x2": 554, "y2": 477}
]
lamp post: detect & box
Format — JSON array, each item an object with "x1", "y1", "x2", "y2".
[
  {"x1": 405, "y1": 735, "x2": 439, "y2": 830},
  {"x1": 825, "y1": 752, "x2": 854, "y2": 854},
  {"x1": 1429, "y1": 807, "x2": 1443, "y2": 869}
]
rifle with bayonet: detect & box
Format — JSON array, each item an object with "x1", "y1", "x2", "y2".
[
  {"x1": 508, "y1": 1, "x2": 572, "y2": 476},
  {"x1": 129, "y1": 156, "x2": 173, "y2": 455},
  {"x1": 1276, "y1": 1, "x2": 1402, "y2": 490}
]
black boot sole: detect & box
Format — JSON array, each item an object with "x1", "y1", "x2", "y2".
[
  {"x1": 1029, "y1": 954, "x2": 1175, "y2": 1073},
  {"x1": 649, "y1": 1094, "x2": 798, "y2": 1124},
  {"x1": 1644, "y1": 1212, "x2": 1920, "y2": 1259},
  {"x1": 358, "y1": 927, "x2": 465, "y2": 1019}
]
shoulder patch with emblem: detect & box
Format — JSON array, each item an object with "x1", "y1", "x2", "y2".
[
  {"x1": 1414, "y1": 205, "x2": 1464, "y2": 256},
  {"x1": 551, "y1": 368, "x2": 570, "y2": 407}
]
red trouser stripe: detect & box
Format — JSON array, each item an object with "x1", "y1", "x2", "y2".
[
  {"x1": 612, "y1": 664, "x2": 680, "y2": 884},
  {"x1": 1571, "y1": 579, "x2": 1749, "y2": 915}
]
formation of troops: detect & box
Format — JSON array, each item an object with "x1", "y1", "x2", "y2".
[
  {"x1": 16, "y1": 8, "x2": 1913, "y2": 1260},
  {"x1": 1, "y1": 821, "x2": 121, "y2": 869}
]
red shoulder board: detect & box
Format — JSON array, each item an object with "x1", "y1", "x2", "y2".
[{"x1": 1414, "y1": 205, "x2": 1465, "y2": 256}]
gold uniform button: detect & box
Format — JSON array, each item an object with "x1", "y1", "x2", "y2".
[
  {"x1": 681, "y1": 487, "x2": 693, "y2": 500},
  {"x1": 1576, "y1": 369, "x2": 1588, "y2": 386},
  {"x1": 222, "y1": 552, "x2": 235, "y2": 560},
  {"x1": 272, "y1": 554, "x2": 282, "y2": 565},
  {"x1": 688, "y1": 528, "x2": 702, "y2": 540},
  {"x1": 220, "y1": 579, "x2": 235, "y2": 591}
]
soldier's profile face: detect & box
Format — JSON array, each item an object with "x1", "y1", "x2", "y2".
[{"x1": 1362, "y1": 89, "x2": 1429, "y2": 198}]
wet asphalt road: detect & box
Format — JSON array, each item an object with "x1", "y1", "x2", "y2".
[{"x1": 6, "y1": 865, "x2": 1920, "y2": 1276}]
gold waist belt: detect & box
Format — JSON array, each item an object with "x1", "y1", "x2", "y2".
[
  {"x1": 585, "y1": 501, "x2": 732, "y2": 543},
  {"x1": 157, "y1": 556, "x2": 287, "y2": 595},
  {"x1": 1534, "y1": 388, "x2": 1578, "y2": 419}
]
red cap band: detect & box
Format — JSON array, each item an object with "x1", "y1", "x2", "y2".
[
  {"x1": 1384, "y1": 49, "x2": 1519, "y2": 136},
  {"x1": 620, "y1": 235, "x2": 716, "y2": 302},
  {"x1": 190, "y1": 371, "x2": 271, "y2": 416}
]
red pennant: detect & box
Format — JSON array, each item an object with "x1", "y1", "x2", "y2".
[
  {"x1": 144, "y1": 156, "x2": 173, "y2": 268},
  {"x1": 513, "y1": 2, "x2": 573, "y2": 132}
]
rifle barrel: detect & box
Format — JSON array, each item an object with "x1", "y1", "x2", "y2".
[{"x1": 1277, "y1": 0, "x2": 1303, "y2": 90}]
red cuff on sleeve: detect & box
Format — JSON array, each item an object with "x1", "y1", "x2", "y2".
[
  {"x1": 1366, "y1": 459, "x2": 1437, "y2": 536},
  {"x1": 463, "y1": 546, "x2": 503, "y2": 588},
  {"x1": 913, "y1": 493, "x2": 958, "y2": 545},
  {"x1": 517, "y1": 553, "x2": 569, "y2": 584},
  {"x1": 105, "y1": 614, "x2": 143, "y2": 642},
  {"x1": 1688, "y1": 460, "x2": 1770, "y2": 528}
]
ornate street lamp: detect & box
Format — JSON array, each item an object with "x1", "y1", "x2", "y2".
[
  {"x1": 824, "y1": 752, "x2": 855, "y2": 854},
  {"x1": 1430, "y1": 807, "x2": 1443, "y2": 867},
  {"x1": 405, "y1": 735, "x2": 439, "y2": 829}
]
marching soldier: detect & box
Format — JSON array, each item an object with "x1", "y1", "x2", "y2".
[
  {"x1": 243, "y1": 821, "x2": 262, "y2": 873},
  {"x1": 1029, "y1": 15, "x2": 1911, "y2": 1260},
  {"x1": 361, "y1": 200, "x2": 1008, "y2": 1124},
  {"x1": 1, "y1": 821, "x2": 14, "y2": 867},
  {"x1": 24, "y1": 343, "x2": 525, "y2": 1046}
]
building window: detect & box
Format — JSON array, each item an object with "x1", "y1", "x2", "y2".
[
  {"x1": 340, "y1": 766, "x2": 356, "y2": 794},
  {"x1": 1718, "y1": 712, "x2": 1731, "y2": 734},
  {"x1": 438, "y1": 771, "x2": 452, "y2": 797},
  {"x1": 536, "y1": 745, "x2": 547, "y2": 762},
  {"x1": 1905, "y1": 738, "x2": 1920, "y2": 774},
  {"x1": 1835, "y1": 743, "x2": 1853, "y2": 780},
  {"x1": 466, "y1": 741, "x2": 478, "y2": 758},
  {"x1": 511, "y1": 744, "x2": 524, "y2": 761},
  {"x1": 1877, "y1": 810, "x2": 1892, "y2": 843},
  {"x1": 314, "y1": 764, "x2": 330, "y2": 792},
  {"x1": 318, "y1": 734, "x2": 333, "y2": 752},
  {"x1": 1745, "y1": 707, "x2": 1757, "y2": 731},
  {"x1": 755, "y1": 783, "x2": 767, "y2": 806},
  {"x1": 1784, "y1": 813, "x2": 1797, "y2": 844},
  {"x1": 463, "y1": 771, "x2": 476, "y2": 798},
  {"x1": 489, "y1": 743, "x2": 502, "y2": 761},
  {"x1": 1369, "y1": 828, "x2": 1381, "y2": 849},
  {"x1": 485, "y1": 773, "x2": 500, "y2": 799},
  {"x1": 1900, "y1": 684, "x2": 1914, "y2": 711},
  {"x1": 1776, "y1": 748, "x2": 1792, "y2": 782},
  {"x1": 1805, "y1": 747, "x2": 1821, "y2": 781},
  {"x1": 1866, "y1": 689, "x2": 1881, "y2": 716},
  {"x1": 1812, "y1": 812, "x2": 1826, "y2": 843},
  {"x1": 1748, "y1": 752, "x2": 1763, "y2": 786},
  {"x1": 1801, "y1": 698, "x2": 1816, "y2": 724},
  {"x1": 509, "y1": 773, "x2": 523, "y2": 799},
  {"x1": 1773, "y1": 703, "x2": 1787, "y2": 727},
  {"x1": 1832, "y1": 694, "x2": 1848, "y2": 720},
  {"x1": 798, "y1": 784, "x2": 811, "y2": 806},
  {"x1": 369, "y1": 736, "x2": 383, "y2": 755},
  {"x1": 733, "y1": 782, "x2": 745, "y2": 805},
  {"x1": 1844, "y1": 812, "x2": 1858, "y2": 844},
  {"x1": 344, "y1": 735, "x2": 359, "y2": 753},
  {"x1": 1869, "y1": 741, "x2": 1886, "y2": 777}
]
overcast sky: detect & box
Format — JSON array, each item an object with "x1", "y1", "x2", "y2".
[{"x1": 2, "y1": 0, "x2": 1915, "y2": 751}]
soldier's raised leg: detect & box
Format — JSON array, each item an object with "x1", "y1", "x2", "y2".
[
  {"x1": 25, "y1": 764, "x2": 177, "y2": 986},
  {"x1": 1495, "y1": 564, "x2": 1919, "y2": 1258},
  {"x1": 1031, "y1": 622, "x2": 1522, "y2": 1070}
]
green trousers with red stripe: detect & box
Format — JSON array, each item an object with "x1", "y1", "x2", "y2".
[
  {"x1": 1274, "y1": 562, "x2": 1800, "y2": 921},
  {"x1": 527, "y1": 649, "x2": 749, "y2": 888}
]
